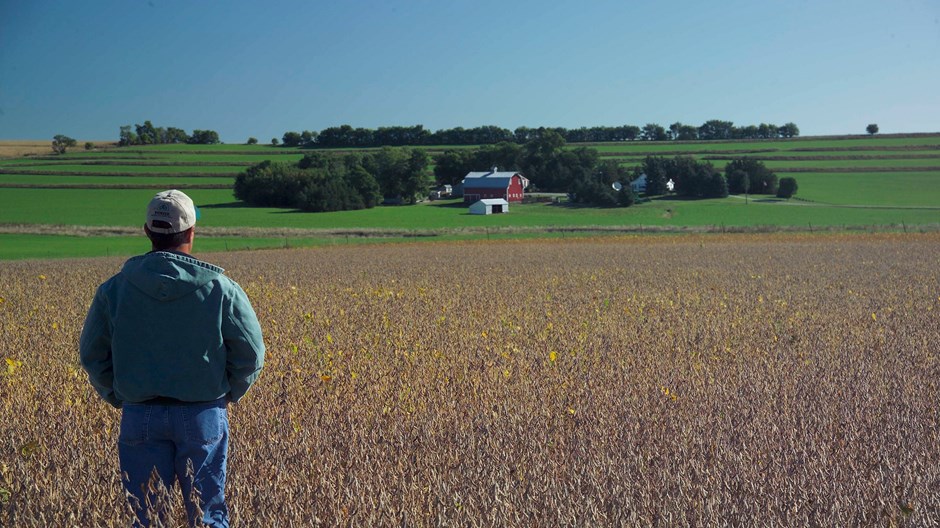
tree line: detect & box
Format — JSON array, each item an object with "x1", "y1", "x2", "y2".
[
  {"x1": 277, "y1": 121, "x2": 799, "y2": 148},
  {"x1": 119, "y1": 121, "x2": 220, "y2": 146},
  {"x1": 234, "y1": 148, "x2": 432, "y2": 212}
]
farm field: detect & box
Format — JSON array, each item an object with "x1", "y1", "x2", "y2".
[
  {"x1": 1, "y1": 234, "x2": 938, "y2": 525},
  {"x1": 0, "y1": 134, "x2": 938, "y2": 259}
]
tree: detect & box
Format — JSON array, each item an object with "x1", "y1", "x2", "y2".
[
  {"x1": 346, "y1": 164, "x2": 382, "y2": 208},
  {"x1": 569, "y1": 177, "x2": 618, "y2": 207},
  {"x1": 52, "y1": 134, "x2": 77, "y2": 154},
  {"x1": 620, "y1": 125, "x2": 641, "y2": 141},
  {"x1": 728, "y1": 169, "x2": 749, "y2": 197},
  {"x1": 165, "y1": 127, "x2": 189, "y2": 144},
  {"x1": 741, "y1": 171, "x2": 750, "y2": 204},
  {"x1": 470, "y1": 142, "x2": 523, "y2": 176},
  {"x1": 433, "y1": 149, "x2": 472, "y2": 186},
  {"x1": 135, "y1": 121, "x2": 157, "y2": 144},
  {"x1": 698, "y1": 120, "x2": 735, "y2": 140},
  {"x1": 519, "y1": 129, "x2": 569, "y2": 190},
  {"x1": 247, "y1": 137, "x2": 258, "y2": 145},
  {"x1": 300, "y1": 130, "x2": 317, "y2": 147},
  {"x1": 668, "y1": 122, "x2": 682, "y2": 140},
  {"x1": 367, "y1": 147, "x2": 433, "y2": 203},
  {"x1": 84, "y1": 142, "x2": 94, "y2": 151},
  {"x1": 638, "y1": 156, "x2": 670, "y2": 196},
  {"x1": 676, "y1": 125, "x2": 698, "y2": 141},
  {"x1": 777, "y1": 177, "x2": 798, "y2": 199},
  {"x1": 779, "y1": 122, "x2": 800, "y2": 138},
  {"x1": 282, "y1": 131, "x2": 303, "y2": 147},
  {"x1": 271, "y1": 138, "x2": 279, "y2": 146},
  {"x1": 641, "y1": 123, "x2": 668, "y2": 141},
  {"x1": 188, "y1": 130, "x2": 220, "y2": 145},
  {"x1": 866, "y1": 124, "x2": 879, "y2": 135},
  {"x1": 119, "y1": 125, "x2": 138, "y2": 146},
  {"x1": 617, "y1": 187, "x2": 637, "y2": 206}
]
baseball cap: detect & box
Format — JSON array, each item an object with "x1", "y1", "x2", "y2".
[{"x1": 146, "y1": 190, "x2": 197, "y2": 234}]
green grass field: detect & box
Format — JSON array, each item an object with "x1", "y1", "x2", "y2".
[
  {"x1": 0, "y1": 175, "x2": 235, "y2": 186},
  {"x1": 1, "y1": 134, "x2": 938, "y2": 259}
]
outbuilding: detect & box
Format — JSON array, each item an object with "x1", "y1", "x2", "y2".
[
  {"x1": 631, "y1": 173, "x2": 647, "y2": 194},
  {"x1": 469, "y1": 198, "x2": 509, "y2": 215}
]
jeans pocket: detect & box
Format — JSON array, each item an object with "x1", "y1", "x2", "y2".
[
  {"x1": 183, "y1": 405, "x2": 227, "y2": 446},
  {"x1": 118, "y1": 405, "x2": 150, "y2": 446}
]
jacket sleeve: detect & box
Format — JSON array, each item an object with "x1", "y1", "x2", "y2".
[
  {"x1": 222, "y1": 282, "x2": 265, "y2": 403},
  {"x1": 79, "y1": 287, "x2": 121, "y2": 408}
]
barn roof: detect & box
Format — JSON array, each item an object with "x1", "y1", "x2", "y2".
[{"x1": 463, "y1": 169, "x2": 528, "y2": 189}]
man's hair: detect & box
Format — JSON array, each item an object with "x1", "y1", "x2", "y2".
[{"x1": 145, "y1": 222, "x2": 192, "y2": 251}]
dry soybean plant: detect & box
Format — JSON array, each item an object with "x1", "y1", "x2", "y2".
[{"x1": 1, "y1": 233, "x2": 939, "y2": 526}]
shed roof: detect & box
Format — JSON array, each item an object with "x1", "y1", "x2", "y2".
[{"x1": 475, "y1": 198, "x2": 509, "y2": 205}]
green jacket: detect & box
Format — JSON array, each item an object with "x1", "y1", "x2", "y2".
[{"x1": 80, "y1": 251, "x2": 265, "y2": 407}]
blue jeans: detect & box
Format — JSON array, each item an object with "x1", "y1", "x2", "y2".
[{"x1": 118, "y1": 398, "x2": 229, "y2": 528}]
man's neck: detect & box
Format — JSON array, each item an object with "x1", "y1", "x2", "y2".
[{"x1": 151, "y1": 244, "x2": 192, "y2": 255}]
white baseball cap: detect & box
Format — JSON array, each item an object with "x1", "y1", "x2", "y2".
[{"x1": 146, "y1": 190, "x2": 197, "y2": 234}]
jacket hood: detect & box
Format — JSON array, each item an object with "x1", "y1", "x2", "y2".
[{"x1": 121, "y1": 251, "x2": 225, "y2": 302}]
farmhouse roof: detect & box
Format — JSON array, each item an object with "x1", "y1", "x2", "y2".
[{"x1": 462, "y1": 168, "x2": 528, "y2": 189}]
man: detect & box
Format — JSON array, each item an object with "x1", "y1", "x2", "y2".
[{"x1": 80, "y1": 189, "x2": 265, "y2": 527}]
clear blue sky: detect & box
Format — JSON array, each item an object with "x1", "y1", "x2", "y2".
[{"x1": 1, "y1": 0, "x2": 938, "y2": 142}]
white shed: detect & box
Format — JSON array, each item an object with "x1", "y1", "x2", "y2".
[{"x1": 469, "y1": 198, "x2": 509, "y2": 215}]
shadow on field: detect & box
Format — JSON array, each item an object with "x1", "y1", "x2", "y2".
[
  {"x1": 201, "y1": 201, "x2": 306, "y2": 214},
  {"x1": 200, "y1": 201, "x2": 251, "y2": 209},
  {"x1": 427, "y1": 200, "x2": 467, "y2": 209}
]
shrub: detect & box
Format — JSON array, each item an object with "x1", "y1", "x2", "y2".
[{"x1": 777, "y1": 177, "x2": 798, "y2": 199}]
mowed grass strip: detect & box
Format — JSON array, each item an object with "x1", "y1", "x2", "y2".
[
  {"x1": 749, "y1": 159, "x2": 940, "y2": 170},
  {"x1": 589, "y1": 135, "x2": 940, "y2": 155},
  {"x1": 0, "y1": 164, "x2": 243, "y2": 175},
  {"x1": 0, "y1": 174, "x2": 234, "y2": 188}
]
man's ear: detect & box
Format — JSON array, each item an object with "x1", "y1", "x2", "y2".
[{"x1": 186, "y1": 227, "x2": 195, "y2": 244}]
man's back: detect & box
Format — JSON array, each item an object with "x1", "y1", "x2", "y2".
[{"x1": 82, "y1": 251, "x2": 263, "y2": 406}]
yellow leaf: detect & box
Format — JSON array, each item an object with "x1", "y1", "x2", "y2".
[
  {"x1": 549, "y1": 351, "x2": 557, "y2": 362},
  {"x1": 19, "y1": 440, "x2": 39, "y2": 458},
  {"x1": 5, "y1": 358, "x2": 22, "y2": 375},
  {"x1": 871, "y1": 312, "x2": 877, "y2": 321},
  {"x1": 326, "y1": 333, "x2": 333, "y2": 344},
  {"x1": 38, "y1": 275, "x2": 46, "y2": 281},
  {"x1": 320, "y1": 375, "x2": 332, "y2": 383}
]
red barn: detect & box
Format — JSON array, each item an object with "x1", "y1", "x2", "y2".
[{"x1": 462, "y1": 167, "x2": 529, "y2": 203}]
